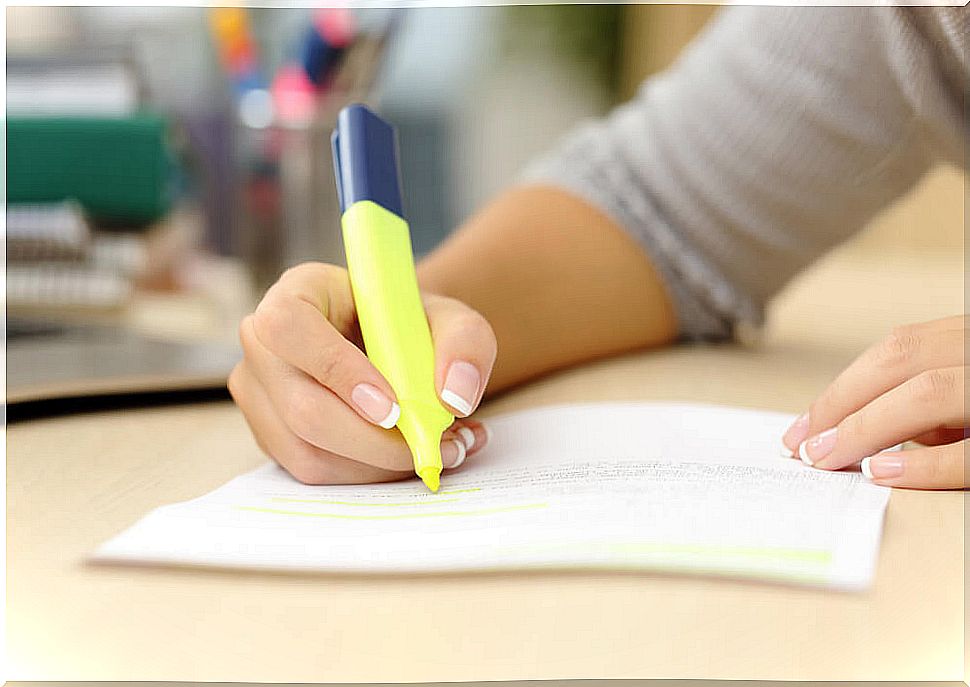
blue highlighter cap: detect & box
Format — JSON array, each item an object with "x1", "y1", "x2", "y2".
[{"x1": 331, "y1": 104, "x2": 404, "y2": 217}]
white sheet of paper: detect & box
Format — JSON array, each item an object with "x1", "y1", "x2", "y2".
[{"x1": 92, "y1": 403, "x2": 890, "y2": 589}]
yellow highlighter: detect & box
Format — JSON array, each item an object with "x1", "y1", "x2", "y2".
[{"x1": 331, "y1": 104, "x2": 454, "y2": 492}]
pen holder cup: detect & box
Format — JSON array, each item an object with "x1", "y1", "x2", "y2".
[{"x1": 235, "y1": 116, "x2": 347, "y2": 295}]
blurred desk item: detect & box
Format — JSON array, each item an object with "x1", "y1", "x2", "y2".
[
  {"x1": 232, "y1": 11, "x2": 399, "y2": 290},
  {"x1": 7, "y1": 115, "x2": 175, "y2": 226},
  {"x1": 5, "y1": 245, "x2": 963, "y2": 682},
  {"x1": 7, "y1": 50, "x2": 172, "y2": 226},
  {"x1": 6, "y1": 208, "x2": 250, "y2": 412},
  {"x1": 300, "y1": 8, "x2": 355, "y2": 89},
  {"x1": 5, "y1": 203, "x2": 186, "y2": 316},
  {"x1": 6, "y1": 48, "x2": 141, "y2": 117},
  {"x1": 6, "y1": 263, "x2": 132, "y2": 314},
  {"x1": 6, "y1": 201, "x2": 91, "y2": 261},
  {"x1": 6, "y1": 317, "x2": 240, "y2": 411},
  {"x1": 207, "y1": 7, "x2": 266, "y2": 98},
  {"x1": 6, "y1": 202, "x2": 137, "y2": 314}
]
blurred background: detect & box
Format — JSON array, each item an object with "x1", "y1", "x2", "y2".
[
  {"x1": 6, "y1": 4, "x2": 631, "y2": 339},
  {"x1": 5, "y1": 5, "x2": 964, "y2": 405}
]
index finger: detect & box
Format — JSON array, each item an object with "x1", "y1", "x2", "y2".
[
  {"x1": 784, "y1": 317, "x2": 966, "y2": 452},
  {"x1": 251, "y1": 263, "x2": 401, "y2": 428}
]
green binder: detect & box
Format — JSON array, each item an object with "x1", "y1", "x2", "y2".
[{"x1": 7, "y1": 115, "x2": 175, "y2": 227}]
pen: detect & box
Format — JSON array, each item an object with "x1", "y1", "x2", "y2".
[
  {"x1": 331, "y1": 104, "x2": 454, "y2": 492},
  {"x1": 301, "y1": 8, "x2": 355, "y2": 88},
  {"x1": 207, "y1": 7, "x2": 266, "y2": 98}
]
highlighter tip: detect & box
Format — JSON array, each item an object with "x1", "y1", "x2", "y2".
[{"x1": 419, "y1": 469, "x2": 440, "y2": 493}]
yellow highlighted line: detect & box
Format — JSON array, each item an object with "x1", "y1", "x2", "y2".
[
  {"x1": 237, "y1": 502, "x2": 548, "y2": 521},
  {"x1": 271, "y1": 497, "x2": 461, "y2": 507}
]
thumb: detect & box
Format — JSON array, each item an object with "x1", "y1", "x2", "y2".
[{"x1": 424, "y1": 294, "x2": 497, "y2": 417}]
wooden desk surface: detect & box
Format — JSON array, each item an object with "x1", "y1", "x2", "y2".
[{"x1": 7, "y1": 248, "x2": 966, "y2": 682}]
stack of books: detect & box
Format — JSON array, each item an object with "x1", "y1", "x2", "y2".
[{"x1": 6, "y1": 201, "x2": 141, "y2": 313}]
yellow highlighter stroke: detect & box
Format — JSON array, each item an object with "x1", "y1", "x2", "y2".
[
  {"x1": 270, "y1": 497, "x2": 461, "y2": 507},
  {"x1": 236, "y1": 502, "x2": 548, "y2": 521}
]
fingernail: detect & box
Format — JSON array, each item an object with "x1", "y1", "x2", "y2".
[
  {"x1": 798, "y1": 427, "x2": 838, "y2": 467},
  {"x1": 862, "y1": 454, "x2": 904, "y2": 480},
  {"x1": 441, "y1": 361, "x2": 480, "y2": 417},
  {"x1": 351, "y1": 383, "x2": 399, "y2": 429},
  {"x1": 782, "y1": 413, "x2": 810, "y2": 451},
  {"x1": 457, "y1": 426, "x2": 476, "y2": 451},
  {"x1": 441, "y1": 438, "x2": 466, "y2": 469}
]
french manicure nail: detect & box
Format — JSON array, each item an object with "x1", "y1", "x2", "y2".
[
  {"x1": 798, "y1": 427, "x2": 838, "y2": 466},
  {"x1": 351, "y1": 383, "x2": 399, "y2": 429},
  {"x1": 782, "y1": 412, "x2": 810, "y2": 452},
  {"x1": 457, "y1": 426, "x2": 476, "y2": 451},
  {"x1": 441, "y1": 438, "x2": 466, "y2": 469},
  {"x1": 863, "y1": 454, "x2": 904, "y2": 480},
  {"x1": 442, "y1": 361, "x2": 480, "y2": 417}
]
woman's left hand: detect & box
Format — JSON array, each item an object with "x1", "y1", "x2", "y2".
[{"x1": 781, "y1": 315, "x2": 967, "y2": 489}]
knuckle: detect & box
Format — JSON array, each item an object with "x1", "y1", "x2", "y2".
[
  {"x1": 280, "y1": 261, "x2": 323, "y2": 281},
  {"x1": 310, "y1": 340, "x2": 355, "y2": 387},
  {"x1": 910, "y1": 369, "x2": 955, "y2": 405},
  {"x1": 839, "y1": 409, "x2": 868, "y2": 441},
  {"x1": 889, "y1": 323, "x2": 916, "y2": 340},
  {"x1": 283, "y1": 391, "x2": 322, "y2": 443},
  {"x1": 252, "y1": 299, "x2": 294, "y2": 349},
  {"x1": 238, "y1": 314, "x2": 257, "y2": 349},
  {"x1": 875, "y1": 328, "x2": 920, "y2": 369},
  {"x1": 807, "y1": 395, "x2": 829, "y2": 424},
  {"x1": 282, "y1": 261, "x2": 342, "y2": 290},
  {"x1": 807, "y1": 392, "x2": 839, "y2": 430},
  {"x1": 806, "y1": 398, "x2": 824, "y2": 423}
]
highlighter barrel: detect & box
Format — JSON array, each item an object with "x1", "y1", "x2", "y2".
[{"x1": 340, "y1": 201, "x2": 453, "y2": 488}]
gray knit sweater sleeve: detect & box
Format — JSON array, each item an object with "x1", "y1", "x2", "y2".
[{"x1": 521, "y1": 7, "x2": 968, "y2": 340}]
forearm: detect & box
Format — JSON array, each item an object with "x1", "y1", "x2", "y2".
[
  {"x1": 417, "y1": 185, "x2": 678, "y2": 394},
  {"x1": 516, "y1": 9, "x2": 943, "y2": 343}
]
